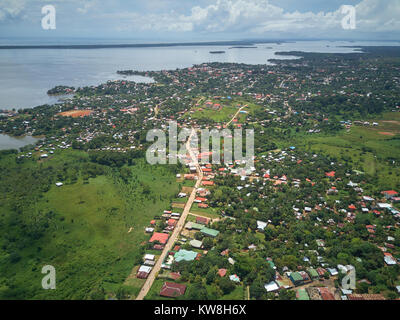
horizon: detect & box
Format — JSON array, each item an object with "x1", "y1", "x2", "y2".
[{"x1": 1, "y1": 1, "x2": 400, "y2": 41}]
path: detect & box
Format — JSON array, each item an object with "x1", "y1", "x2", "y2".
[
  {"x1": 225, "y1": 105, "x2": 247, "y2": 127},
  {"x1": 135, "y1": 128, "x2": 203, "y2": 300}
]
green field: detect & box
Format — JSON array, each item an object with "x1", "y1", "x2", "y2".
[
  {"x1": 0, "y1": 150, "x2": 179, "y2": 299},
  {"x1": 296, "y1": 112, "x2": 400, "y2": 189},
  {"x1": 184, "y1": 97, "x2": 261, "y2": 124}
]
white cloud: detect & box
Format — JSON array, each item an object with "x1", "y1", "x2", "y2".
[
  {"x1": 110, "y1": 0, "x2": 400, "y2": 36},
  {"x1": 0, "y1": 0, "x2": 26, "y2": 21},
  {"x1": 77, "y1": 0, "x2": 97, "y2": 14}
]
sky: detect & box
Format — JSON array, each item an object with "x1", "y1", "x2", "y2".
[{"x1": 0, "y1": 0, "x2": 399, "y2": 42}]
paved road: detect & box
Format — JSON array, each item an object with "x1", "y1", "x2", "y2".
[{"x1": 135, "y1": 128, "x2": 203, "y2": 300}]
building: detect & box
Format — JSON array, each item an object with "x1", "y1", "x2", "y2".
[
  {"x1": 307, "y1": 268, "x2": 319, "y2": 280},
  {"x1": 200, "y1": 227, "x2": 220, "y2": 237},
  {"x1": 137, "y1": 265, "x2": 152, "y2": 279},
  {"x1": 296, "y1": 288, "x2": 310, "y2": 300},
  {"x1": 264, "y1": 281, "x2": 279, "y2": 292},
  {"x1": 149, "y1": 232, "x2": 169, "y2": 244},
  {"x1": 218, "y1": 268, "x2": 227, "y2": 277},
  {"x1": 196, "y1": 216, "x2": 209, "y2": 225},
  {"x1": 174, "y1": 249, "x2": 198, "y2": 262},
  {"x1": 190, "y1": 239, "x2": 203, "y2": 249},
  {"x1": 160, "y1": 282, "x2": 187, "y2": 298},
  {"x1": 382, "y1": 190, "x2": 398, "y2": 199},
  {"x1": 257, "y1": 220, "x2": 268, "y2": 232}
]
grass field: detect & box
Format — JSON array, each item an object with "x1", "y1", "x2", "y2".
[
  {"x1": 296, "y1": 112, "x2": 400, "y2": 189},
  {"x1": 0, "y1": 151, "x2": 179, "y2": 299},
  {"x1": 184, "y1": 97, "x2": 261, "y2": 124}
]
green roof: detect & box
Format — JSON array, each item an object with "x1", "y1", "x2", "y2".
[
  {"x1": 307, "y1": 268, "x2": 319, "y2": 278},
  {"x1": 174, "y1": 249, "x2": 198, "y2": 262},
  {"x1": 290, "y1": 272, "x2": 303, "y2": 282},
  {"x1": 297, "y1": 289, "x2": 310, "y2": 300},
  {"x1": 186, "y1": 222, "x2": 204, "y2": 230},
  {"x1": 267, "y1": 260, "x2": 275, "y2": 269},
  {"x1": 200, "y1": 227, "x2": 220, "y2": 237}
]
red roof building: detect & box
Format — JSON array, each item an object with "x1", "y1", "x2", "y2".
[
  {"x1": 319, "y1": 287, "x2": 335, "y2": 300},
  {"x1": 325, "y1": 171, "x2": 336, "y2": 177},
  {"x1": 196, "y1": 216, "x2": 209, "y2": 225},
  {"x1": 160, "y1": 282, "x2": 187, "y2": 298},
  {"x1": 218, "y1": 268, "x2": 227, "y2": 277},
  {"x1": 149, "y1": 232, "x2": 169, "y2": 244},
  {"x1": 168, "y1": 219, "x2": 177, "y2": 227},
  {"x1": 382, "y1": 190, "x2": 398, "y2": 199},
  {"x1": 202, "y1": 181, "x2": 214, "y2": 186}
]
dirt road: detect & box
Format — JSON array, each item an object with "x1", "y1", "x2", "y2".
[
  {"x1": 225, "y1": 105, "x2": 247, "y2": 127},
  {"x1": 135, "y1": 128, "x2": 203, "y2": 300}
]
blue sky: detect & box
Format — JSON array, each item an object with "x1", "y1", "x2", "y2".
[{"x1": 0, "y1": 0, "x2": 399, "y2": 42}]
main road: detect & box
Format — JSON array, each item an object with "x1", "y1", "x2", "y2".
[{"x1": 135, "y1": 128, "x2": 203, "y2": 300}]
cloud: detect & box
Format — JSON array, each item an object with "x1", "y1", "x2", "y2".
[
  {"x1": 1, "y1": 0, "x2": 400, "y2": 39},
  {"x1": 77, "y1": 0, "x2": 97, "y2": 14},
  {"x1": 109, "y1": 0, "x2": 400, "y2": 37},
  {"x1": 0, "y1": 0, "x2": 26, "y2": 21}
]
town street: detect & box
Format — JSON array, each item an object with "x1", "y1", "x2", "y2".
[{"x1": 135, "y1": 128, "x2": 203, "y2": 300}]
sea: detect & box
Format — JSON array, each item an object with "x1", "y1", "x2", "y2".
[{"x1": 0, "y1": 39, "x2": 399, "y2": 149}]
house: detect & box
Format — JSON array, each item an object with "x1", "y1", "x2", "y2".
[
  {"x1": 202, "y1": 181, "x2": 214, "y2": 186},
  {"x1": 167, "y1": 219, "x2": 177, "y2": 227},
  {"x1": 189, "y1": 239, "x2": 203, "y2": 249},
  {"x1": 316, "y1": 267, "x2": 327, "y2": 278},
  {"x1": 264, "y1": 281, "x2": 280, "y2": 292},
  {"x1": 200, "y1": 227, "x2": 220, "y2": 237},
  {"x1": 296, "y1": 288, "x2": 310, "y2": 300},
  {"x1": 319, "y1": 287, "x2": 335, "y2": 300},
  {"x1": 325, "y1": 171, "x2": 335, "y2": 178},
  {"x1": 384, "y1": 252, "x2": 397, "y2": 265},
  {"x1": 55, "y1": 182, "x2": 63, "y2": 187},
  {"x1": 185, "y1": 222, "x2": 204, "y2": 230},
  {"x1": 194, "y1": 197, "x2": 207, "y2": 203},
  {"x1": 382, "y1": 190, "x2": 398, "y2": 199},
  {"x1": 160, "y1": 282, "x2": 187, "y2": 298},
  {"x1": 196, "y1": 216, "x2": 209, "y2": 225},
  {"x1": 149, "y1": 232, "x2": 169, "y2": 244},
  {"x1": 174, "y1": 249, "x2": 198, "y2": 262},
  {"x1": 289, "y1": 272, "x2": 305, "y2": 286},
  {"x1": 257, "y1": 220, "x2": 268, "y2": 232},
  {"x1": 144, "y1": 260, "x2": 156, "y2": 266},
  {"x1": 137, "y1": 265, "x2": 152, "y2": 279},
  {"x1": 307, "y1": 268, "x2": 319, "y2": 280},
  {"x1": 218, "y1": 268, "x2": 227, "y2": 277},
  {"x1": 327, "y1": 268, "x2": 338, "y2": 276},
  {"x1": 229, "y1": 274, "x2": 240, "y2": 282},
  {"x1": 143, "y1": 254, "x2": 155, "y2": 261}
]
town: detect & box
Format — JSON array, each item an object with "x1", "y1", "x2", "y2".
[{"x1": 0, "y1": 46, "x2": 400, "y2": 300}]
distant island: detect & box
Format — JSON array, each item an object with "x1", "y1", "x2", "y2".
[
  {"x1": 0, "y1": 40, "x2": 283, "y2": 50},
  {"x1": 229, "y1": 46, "x2": 258, "y2": 49},
  {"x1": 209, "y1": 51, "x2": 226, "y2": 54}
]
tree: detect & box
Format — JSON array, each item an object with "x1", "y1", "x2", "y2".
[{"x1": 218, "y1": 277, "x2": 235, "y2": 295}]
